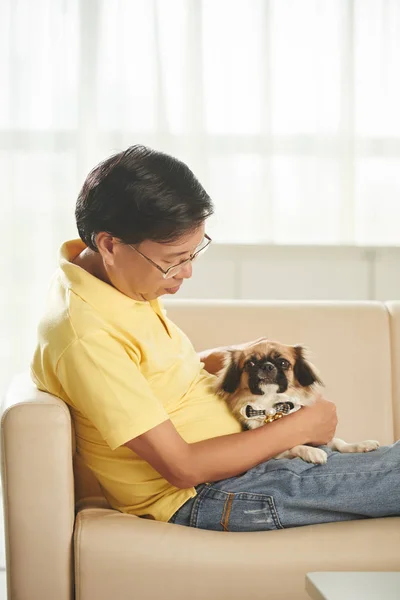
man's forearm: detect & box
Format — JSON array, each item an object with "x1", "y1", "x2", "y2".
[{"x1": 185, "y1": 410, "x2": 309, "y2": 487}]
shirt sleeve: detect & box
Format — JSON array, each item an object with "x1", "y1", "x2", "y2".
[{"x1": 56, "y1": 331, "x2": 169, "y2": 450}]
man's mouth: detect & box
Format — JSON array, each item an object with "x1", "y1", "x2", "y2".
[{"x1": 165, "y1": 282, "x2": 182, "y2": 294}]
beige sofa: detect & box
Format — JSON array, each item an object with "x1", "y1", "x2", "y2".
[{"x1": 2, "y1": 300, "x2": 400, "y2": 600}]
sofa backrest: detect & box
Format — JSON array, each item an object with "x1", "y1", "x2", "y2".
[{"x1": 165, "y1": 301, "x2": 396, "y2": 445}]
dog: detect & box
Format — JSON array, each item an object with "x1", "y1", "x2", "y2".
[{"x1": 215, "y1": 339, "x2": 380, "y2": 464}]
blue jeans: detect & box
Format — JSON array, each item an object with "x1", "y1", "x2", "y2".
[{"x1": 169, "y1": 443, "x2": 400, "y2": 531}]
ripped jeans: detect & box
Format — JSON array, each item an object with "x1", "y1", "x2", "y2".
[{"x1": 169, "y1": 443, "x2": 400, "y2": 532}]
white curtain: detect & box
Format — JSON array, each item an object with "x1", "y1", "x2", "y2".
[{"x1": 1, "y1": 0, "x2": 400, "y2": 393}]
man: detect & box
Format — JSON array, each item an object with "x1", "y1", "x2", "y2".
[{"x1": 31, "y1": 145, "x2": 399, "y2": 531}]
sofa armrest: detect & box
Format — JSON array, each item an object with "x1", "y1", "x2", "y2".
[
  {"x1": 387, "y1": 302, "x2": 400, "y2": 440},
  {"x1": 1, "y1": 374, "x2": 74, "y2": 600}
]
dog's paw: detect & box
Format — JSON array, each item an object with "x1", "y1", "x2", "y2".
[
  {"x1": 291, "y1": 446, "x2": 328, "y2": 464},
  {"x1": 330, "y1": 437, "x2": 380, "y2": 454},
  {"x1": 351, "y1": 440, "x2": 380, "y2": 453}
]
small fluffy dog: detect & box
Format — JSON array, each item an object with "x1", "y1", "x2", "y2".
[{"x1": 216, "y1": 340, "x2": 379, "y2": 464}]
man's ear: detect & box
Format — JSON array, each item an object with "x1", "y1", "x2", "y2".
[
  {"x1": 293, "y1": 345, "x2": 323, "y2": 388},
  {"x1": 216, "y1": 351, "x2": 243, "y2": 395}
]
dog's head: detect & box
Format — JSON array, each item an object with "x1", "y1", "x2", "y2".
[{"x1": 216, "y1": 340, "x2": 322, "y2": 397}]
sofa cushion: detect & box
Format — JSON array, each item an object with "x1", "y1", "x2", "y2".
[
  {"x1": 387, "y1": 302, "x2": 400, "y2": 439},
  {"x1": 75, "y1": 508, "x2": 400, "y2": 600}
]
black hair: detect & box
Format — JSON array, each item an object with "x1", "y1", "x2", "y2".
[{"x1": 75, "y1": 145, "x2": 214, "y2": 251}]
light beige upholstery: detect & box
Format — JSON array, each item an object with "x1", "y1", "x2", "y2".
[
  {"x1": 1, "y1": 376, "x2": 75, "y2": 600},
  {"x1": 2, "y1": 301, "x2": 400, "y2": 600},
  {"x1": 387, "y1": 302, "x2": 400, "y2": 439}
]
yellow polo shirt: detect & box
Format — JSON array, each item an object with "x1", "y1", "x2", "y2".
[{"x1": 31, "y1": 239, "x2": 241, "y2": 522}]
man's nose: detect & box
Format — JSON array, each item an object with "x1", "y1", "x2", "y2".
[{"x1": 179, "y1": 261, "x2": 193, "y2": 279}]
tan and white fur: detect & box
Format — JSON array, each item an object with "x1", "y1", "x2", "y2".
[{"x1": 216, "y1": 340, "x2": 379, "y2": 464}]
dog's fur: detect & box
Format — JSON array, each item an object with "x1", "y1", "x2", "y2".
[{"x1": 216, "y1": 340, "x2": 379, "y2": 464}]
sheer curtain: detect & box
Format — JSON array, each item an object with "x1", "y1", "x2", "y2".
[{"x1": 1, "y1": 0, "x2": 400, "y2": 393}]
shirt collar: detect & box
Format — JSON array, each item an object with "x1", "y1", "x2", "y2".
[{"x1": 58, "y1": 239, "x2": 158, "y2": 316}]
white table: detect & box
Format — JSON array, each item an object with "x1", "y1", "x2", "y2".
[
  {"x1": 306, "y1": 572, "x2": 400, "y2": 600},
  {"x1": 0, "y1": 570, "x2": 6, "y2": 600}
]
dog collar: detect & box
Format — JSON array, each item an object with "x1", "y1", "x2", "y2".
[{"x1": 244, "y1": 401, "x2": 297, "y2": 424}]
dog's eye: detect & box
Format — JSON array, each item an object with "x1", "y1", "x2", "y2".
[
  {"x1": 247, "y1": 360, "x2": 255, "y2": 368},
  {"x1": 279, "y1": 359, "x2": 290, "y2": 369}
]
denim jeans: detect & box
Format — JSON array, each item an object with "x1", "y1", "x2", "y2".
[{"x1": 169, "y1": 443, "x2": 400, "y2": 532}]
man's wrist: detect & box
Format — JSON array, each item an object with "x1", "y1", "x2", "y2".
[{"x1": 280, "y1": 408, "x2": 310, "y2": 446}]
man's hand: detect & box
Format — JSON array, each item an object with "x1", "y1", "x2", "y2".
[
  {"x1": 198, "y1": 348, "x2": 227, "y2": 375},
  {"x1": 299, "y1": 394, "x2": 338, "y2": 446}
]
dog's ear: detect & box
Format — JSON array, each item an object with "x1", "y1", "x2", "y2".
[
  {"x1": 293, "y1": 345, "x2": 323, "y2": 387},
  {"x1": 216, "y1": 351, "x2": 243, "y2": 395}
]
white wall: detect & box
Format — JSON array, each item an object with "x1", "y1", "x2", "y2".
[{"x1": 175, "y1": 244, "x2": 400, "y2": 301}]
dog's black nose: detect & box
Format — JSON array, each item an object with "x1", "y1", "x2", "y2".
[{"x1": 258, "y1": 362, "x2": 277, "y2": 378}]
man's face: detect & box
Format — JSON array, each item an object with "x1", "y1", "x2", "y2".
[{"x1": 99, "y1": 224, "x2": 205, "y2": 301}]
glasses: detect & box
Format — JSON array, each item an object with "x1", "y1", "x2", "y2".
[{"x1": 128, "y1": 234, "x2": 212, "y2": 279}]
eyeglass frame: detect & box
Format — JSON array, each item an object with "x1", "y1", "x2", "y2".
[{"x1": 127, "y1": 233, "x2": 212, "y2": 279}]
